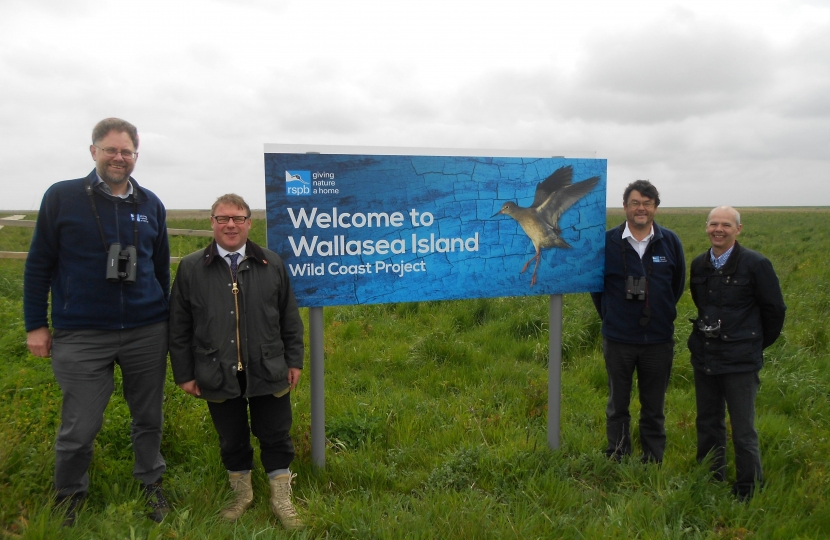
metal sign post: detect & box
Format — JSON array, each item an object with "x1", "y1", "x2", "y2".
[
  {"x1": 548, "y1": 295, "x2": 563, "y2": 449},
  {"x1": 309, "y1": 306, "x2": 326, "y2": 468}
]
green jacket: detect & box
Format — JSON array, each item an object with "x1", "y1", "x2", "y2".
[{"x1": 169, "y1": 240, "x2": 304, "y2": 401}]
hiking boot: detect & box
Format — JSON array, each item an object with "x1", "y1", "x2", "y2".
[
  {"x1": 54, "y1": 492, "x2": 86, "y2": 527},
  {"x1": 142, "y1": 480, "x2": 170, "y2": 522},
  {"x1": 220, "y1": 471, "x2": 254, "y2": 521},
  {"x1": 269, "y1": 472, "x2": 304, "y2": 530}
]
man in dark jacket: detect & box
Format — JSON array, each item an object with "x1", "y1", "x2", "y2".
[
  {"x1": 591, "y1": 180, "x2": 685, "y2": 463},
  {"x1": 24, "y1": 118, "x2": 170, "y2": 525},
  {"x1": 688, "y1": 206, "x2": 785, "y2": 501},
  {"x1": 168, "y1": 194, "x2": 305, "y2": 529}
]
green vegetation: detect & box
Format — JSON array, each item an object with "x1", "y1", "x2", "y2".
[{"x1": 1, "y1": 209, "x2": 829, "y2": 539}]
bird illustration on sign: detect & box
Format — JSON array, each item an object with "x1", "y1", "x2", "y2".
[{"x1": 492, "y1": 166, "x2": 600, "y2": 287}]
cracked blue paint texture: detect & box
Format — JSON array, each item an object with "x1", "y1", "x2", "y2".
[{"x1": 265, "y1": 153, "x2": 607, "y2": 307}]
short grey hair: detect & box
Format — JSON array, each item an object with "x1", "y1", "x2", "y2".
[{"x1": 92, "y1": 118, "x2": 139, "y2": 149}]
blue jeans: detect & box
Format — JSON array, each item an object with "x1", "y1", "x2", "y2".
[
  {"x1": 51, "y1": 322, "x2": 168, "y2": 496},
  {"x1": 603, "y1": 338, "x2": 674, "y2": 462},
  {"x1": 694, "y1": 368, "x2": 762, "y2": 496}
]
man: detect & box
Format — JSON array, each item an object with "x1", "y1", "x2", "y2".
[
  {"x1": 688, "y1": 206, "x2": 785, "y2": 501},
  {"x1": 23, "y1": 118, "x2": 170, "y2": 525},
  {"x1": 591, "y1": 180, "x2": 685, "y2": 463},
  {"x1": 168, "y1": 194, "x2": 305, "y2": 529}
]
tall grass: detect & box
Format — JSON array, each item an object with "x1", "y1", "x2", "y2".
[{"x1": 1, "y1": 209, "x2": 829, "y2": 538}]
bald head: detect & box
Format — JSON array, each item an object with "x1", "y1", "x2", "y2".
[
  {"x1": 706, "y1": 206, "x2": 742, "y2": 257},
  {"x1": 707, "y1": 206, "x2": 741, "y2": 226}
]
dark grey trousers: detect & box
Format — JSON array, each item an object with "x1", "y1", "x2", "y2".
[
  {"x1": 603, "y1": 338, "x2": 674, "y2": 462},
  {"x1": 694, "y1": 368, "x2": 763, "y2": 496},
  {"x1": 51, "y1": 321, "x2": 168, "y2": 497}
]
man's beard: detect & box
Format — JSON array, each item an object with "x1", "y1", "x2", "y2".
[{"x1": 99, "y1": 164, "x2": 132, "y2": 185}]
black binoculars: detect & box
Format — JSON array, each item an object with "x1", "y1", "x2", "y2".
[
  {"x1": 625, "y1": 275, "x2": 647, "y2": 301},
  {"x1": 106, "y1": 243, "x2": 137, "y2": 283}
]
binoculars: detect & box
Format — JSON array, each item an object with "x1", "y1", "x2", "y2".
[
  {"x1": 625, "y1": 275, "x2": 647, "y2": 301},
  {"x1": 106, "y1": 243, "x2": 137, "y2": 283}
]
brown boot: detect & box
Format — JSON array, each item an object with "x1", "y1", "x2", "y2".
[
  {"x1": 220, "y1": 471, "x2": 254, "y2": 521},
  {"x1": 269, "y1": 472, "x2": 304, "y2": 530}
]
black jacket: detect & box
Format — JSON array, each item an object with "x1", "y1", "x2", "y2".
[
  {"x1": 591, "y1": 221, "x2": 686, "y2": 344},
  {"x1": 169, "y1": 240, "x2": 304, "y2": 401},
  {"x1": 688, "y1": 241, "x2": 786, "y2": 375}
]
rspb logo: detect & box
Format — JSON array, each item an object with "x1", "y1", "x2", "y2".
[{"x1": 285, "y1": 171, "x2": 311, "y2": 196}]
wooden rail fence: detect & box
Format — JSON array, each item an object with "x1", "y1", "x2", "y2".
[{"x1": 0, "y1": 217, "x2": 212, "y2": 263}]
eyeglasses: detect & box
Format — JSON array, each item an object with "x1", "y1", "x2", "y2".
[
  {"x1": 95, "y1": 146, "x2": 138, "y2": 160},
  {"x1": 627, "y1": 200, "x2": 655, "y2": 209},
  {"x1": 212, "y1": 215, "x2": 250, "y2": 224}
]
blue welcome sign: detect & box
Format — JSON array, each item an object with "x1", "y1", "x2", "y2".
[{"x1": 264, "y1": 145, "x2": 607, "y2": 307}]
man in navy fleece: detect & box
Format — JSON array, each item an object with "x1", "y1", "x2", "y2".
[
  {"x1": 591, "y1": 180, "x2": 685, "y2": 463},
  {"x1": 24, "y1": 118, "x2": 170, "y2": 526}
]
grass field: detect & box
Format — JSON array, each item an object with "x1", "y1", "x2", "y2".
[{"x1": 1, "y1": 208, "x2": 829, "y2": 539}]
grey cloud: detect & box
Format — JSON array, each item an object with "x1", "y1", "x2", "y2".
[
  {"x1": 772, "y1": 25, "x2": 830, "y2": 118},
  {"x1": 204, "y1": 0, "x2": 289, "y2": 8},
  {"x1": 444, "y1": 17, "x2": 775, "y2": 129},
  {"x1": 187, "y1": 45, "x2": 229, "y2": 69},
  {"x1": 1, "y1": 49, "x2": 98, "y2": 98},
  {"x1": 449, "y1": 70, "x2": 559, "y2": 124},
  {"x1": 245, "y1": 63, "x2": 385, "y2": 136},
  {"x1": 565, "y1": 19, "x2": 772, "y2": 123},
  {"x1": 1, "y1": 0, "x2": 94, "y2": 14},
  {"x1": 581, "y1": 23, "x2": 771, "y2": 95}
]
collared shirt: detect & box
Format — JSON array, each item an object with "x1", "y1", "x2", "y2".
[
  {"x1": 622, "y1": 222, "x2": 654, "y2": 259},
  {"x1": 93, "y1": 173, "x2": 134, "y2": 199},
  {"x1": 215, "y1": 243, "x2": 247, "y2": 268},
  {"x1": 710, "y1": 244, "x2": 735, "y2": 269}
]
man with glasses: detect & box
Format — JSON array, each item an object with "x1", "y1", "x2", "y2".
[
  {"x1": 591, "y1": 180, "x2": 685, "y2": 463},
  {"x1": 168, "y1": 194, "x2": 305, "y2": 529},
  {"x1": 24, "y1": 118, "x2": 170, "y2": 525},
  {"x1": 688, "y1": 206, "x2": 785, "y2": 501}
]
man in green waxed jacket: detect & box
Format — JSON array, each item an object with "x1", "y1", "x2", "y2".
[{"x1": 168, "y1": 193, "x2": 305, "y2": 529}]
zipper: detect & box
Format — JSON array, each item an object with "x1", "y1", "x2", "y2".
[
  {"x1": 116, "y1": 202, "x2": 125, "y2": 329},
  {"x1": 639, "y1": 243, "x2": 652, "y2": 342},
  {"x1": 231, "y1": 263, "x2": 243, "y2": 371}
]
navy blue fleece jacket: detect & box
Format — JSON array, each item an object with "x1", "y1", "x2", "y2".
[
  {"x1": 24, "y1": 170, "x2": 170, "y2": 331},
  {"x1": 591, "y1": 221, "x2": 686, "y2": 344}
]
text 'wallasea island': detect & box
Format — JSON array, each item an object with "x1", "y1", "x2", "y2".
[{"x1": 286, "y1": 207, "x2": 480, "y2": 257}]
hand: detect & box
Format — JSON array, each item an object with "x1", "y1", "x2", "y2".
[
  {"x1": 287, "y1": 368, "x2": 302, "y2": 391},
  {"x1": 178, "y1": 380, "x2": 201, "y2": 397},
  {"x1": 27, "y1": 327, "x2": 52, "y2": 358}
]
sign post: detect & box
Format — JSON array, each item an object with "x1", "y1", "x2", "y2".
[
  {"x1": 548, "y1": 294, "x2": 563, "y2": 450},
  {"x1": 309, "y1": 306, "x2": 325, "y2": 468}
]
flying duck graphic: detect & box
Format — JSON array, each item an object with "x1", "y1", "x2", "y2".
[{"x1": 493, "y1": 166, "x2": 599, "y2": 287}]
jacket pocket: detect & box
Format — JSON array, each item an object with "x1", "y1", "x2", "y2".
[
  {"x1": 260, "y1": 341, "x2": 288, "y2": 382},
  {"x1": 689, "y1": 276, "x2": 707, "y2": 304},
  {"x1": 193, "y1": 346, "x2": 225, "y2": 390}
]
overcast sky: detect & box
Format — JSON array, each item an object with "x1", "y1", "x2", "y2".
[{"x1": 2, "y1": 0, "x2": 829, "y2": 210}]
